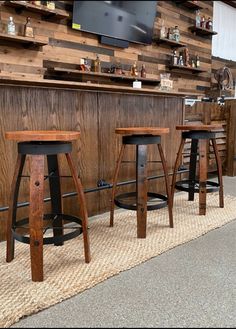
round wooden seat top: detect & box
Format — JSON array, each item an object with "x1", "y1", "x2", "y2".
[
  {"x1": 115, "y1": 127, "x2": 169, "y2": 135},
  {"x1": 5, "y1": 130, "x2": 80, "y2": 142},
  {"x1": 176, "y1": 124, "x2": 222, "y2": 131}
]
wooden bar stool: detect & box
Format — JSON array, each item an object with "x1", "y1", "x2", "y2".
[
  {"x1": 5, "y1": 130, "x2": 91, "y2": 282},
  {"x1": 110, "y1": 127, "x2": 173, "y2": 238},
  {"x1": 171, "y1": 125, "x2": 224, "y2": 215}
]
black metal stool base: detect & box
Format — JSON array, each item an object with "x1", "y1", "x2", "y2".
[
  {"x1": 175, "y1": 180, "x2": 220, "y2": 193},
  {"x1": 115, "y1": 192, "x2": 168, "y2": 211},
  {"x1": 12, "y1": 213, "x2": 83, "y2": 245}
]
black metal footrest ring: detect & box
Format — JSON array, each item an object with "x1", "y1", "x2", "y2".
[
  {"x1": 12, "y1": 213, "x2": 83, "y2": 245},
  {"x1": 175, "y1": 180, "x2": 220, "y2": 193},
  {"x1": 114, "y1": 192, "x2": 168, "y2": 211}
]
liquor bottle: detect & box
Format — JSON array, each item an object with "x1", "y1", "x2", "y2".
[
  {"x1": 195, "y1": 10, "x2": 201, "y2": 27},
  {"x1": 24, "y1": 17, "x2": 34, "y2": 38},
  {"x1": 7, "y1": 16, "x2": 16, "y2": 36},
  {"x1": 195, "y1": 55, "x2": 200, "y2": 67},
  {"x1": 178, "y1": 55, "x2": 184, "y2": 66},
  {"x1": 172, "y1": 50, "x2": 178, "y2": 65},
  {"x1": 173, "y1": 26, "x2": 180, "y2": 42},
  {"x1": 47, "y1": 1, "x2": 55, "y2": 10},
  {"x1": 200, "y1": 16, "x2": 206, "y2": 28},
  {"x1": 206, "y1": 17, "x2": 213, "y2": 30},
  {"x1": 140, "y1": 64, "x2": 146, "y2": 78},
  {"x1": 131, "y1": 61, "x2": 138, "y2": 77},
  {"x1": 94, "y1": 54, "x2": 101, "y2": 73}
]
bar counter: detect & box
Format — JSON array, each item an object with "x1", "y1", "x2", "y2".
[{"x1": 0, "y1": 76, "x2": 202, "y2": 240}]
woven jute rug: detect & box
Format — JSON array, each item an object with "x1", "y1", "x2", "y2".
[{"x1": 0, "y1": 192, "x2": 236, "y2": 328}]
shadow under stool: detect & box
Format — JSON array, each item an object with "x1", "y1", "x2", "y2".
[
  {"x1": 5, "y1": 130, "x2": 91, "y2": 282},
  {"x1": 110, "y1": 127, "x2": 173, "y2": 239},
  {"x1": 171, "y1": 124, "x2": 224, "y2": 215}
]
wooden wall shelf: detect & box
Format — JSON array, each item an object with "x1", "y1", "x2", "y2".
[
  {"x1": 173, "y1": 1, "x2": 203, "y2": 10},
  {"x1": 0, "y1": 32, "x2": 48, "y2": 48},
  {"x1": 168, "y1": 64, "x2": 206, "y2": 73},
  {"x1": 189, "y1": 26, "x2": 218, "y2": 36},
  {"x1": 153, "y1": 37, "x2": 187, "y2": 48},
  {"x1": 4, "y1": 1, "x2": 70, "y2": 19},
  {"x1": 44, "y1": 64, "x2": 160, "y2": 86}
]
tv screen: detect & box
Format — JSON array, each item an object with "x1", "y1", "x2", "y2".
[{"x1": 72, "y1": 1, "x2": 158, "y2": 45}]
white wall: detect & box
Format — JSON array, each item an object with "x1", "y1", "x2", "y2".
[{"x1": 212, "y1": 1, "x2": 236, "y2": 61}]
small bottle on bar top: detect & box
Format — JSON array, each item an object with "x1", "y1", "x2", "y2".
[
  {"x1": 24, "y1": 17, "x2": 34, "y2": 38},
  {"x1": 7, "y1": 16, "x2": 16, "y2": 36}
]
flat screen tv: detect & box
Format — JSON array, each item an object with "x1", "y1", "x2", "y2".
[{"x1": 72, "y1": 1, "x2": 158, "y2": 46}]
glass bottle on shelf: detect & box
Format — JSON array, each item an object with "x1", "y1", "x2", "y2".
[
  {"x1": 200, "y1": 16, "x2": 206, "y2": 28},
  {"x1": 131, "y1": 61, "x2": 138, "y2": 77},
  {"x1": 173, "y1": 26, "x2": 180, "y2": 42},
  {"x1": 195, "y1": 10, "x2": 201, "y2": 27},
  {"x1": 141, "y1": 64, "x2": 146, "y2": 78},
  {"x1": 172, "y1": 49, "x2": 178, "y2": 65},
  {"x1": 206, "y1": 17, "x2": 213, "y2": 30},
  {"x1": 7, "y1": 16, "x2": 16, "y2": 36},
  {"x1": 195, "y1": 55, "x2": 200, "y2": 67},
  {"x1": 178, "y1": 55, "x2": 184, "y2": 66},
  {"x1": 84, "y1": 57, "x2": 91, "y2": 72},
  {"x1": 94, "y1": 54, "x2": 101, "y2": 73},
  {"x1": 24, "y1": 17, "x2": 34, "y2": 38}
]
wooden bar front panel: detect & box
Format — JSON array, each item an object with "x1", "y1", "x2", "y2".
[{"x1": 0, "y1": 85, "x2": 184, "y2": 241}]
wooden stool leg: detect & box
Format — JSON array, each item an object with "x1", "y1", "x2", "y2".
[
  {"x1": 110, "y1": 144, "x2": 126, "y2": 227},
  {"x1": 188, "y1": 139, "x2": 198, "y2": 201},
  {"x1": 136, "y1": 144, "x2": 148, "y2": 238},
  {"x1": 198, "y1": 139, "x2": 207, "y2": 215},
  {"x1": 171, "y1": 138, "x2": 186, "y2": 204},
  {"x1": 6, "y1": 154, "x2": 26, "y2": 262},
  {"x1": 158, "y1": 144, "x2": 173, "y2": 228},
  {"x1": 47, "y1": 154, "x2": 63, "y2": 246},
  {"x1": 65, "y1": 153, "x2": 91, "y2": 264},
  {"x1": 29, "y1": 155, "x2": 44, "y2": 282},
  {"x1": 211, "y1": 139, "x2": 224, "y2": 208}
]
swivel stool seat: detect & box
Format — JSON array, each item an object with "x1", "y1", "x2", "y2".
[
  {"x1": 110, "y1": 127, "x2": 173, "y2": 238},
  {"x1": 5, "y1": 130, "x2": 91, "y2": 282},
  {"x1": 171, "y1": 124, "x2": 224, "y2": 215}
]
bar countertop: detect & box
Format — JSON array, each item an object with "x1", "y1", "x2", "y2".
[{"x1": 0, "y1": 75, "x2": 203, "y2": 98}]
